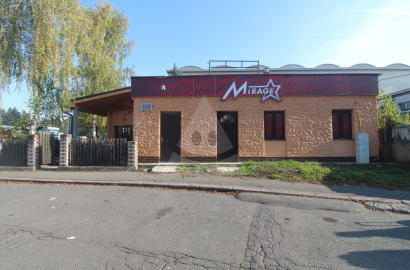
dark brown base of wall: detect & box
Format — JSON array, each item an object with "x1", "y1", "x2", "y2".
[
  {"x1": 138, "y1": 156, "x2": 373, "y2": 163},
  {"x1": 180, "y1": 157, "x2": 218, "y2": 162},
  {"x1": 138, "y1": 157, "x2": 160, "y2": 163},
  {"x1": 138, "y1": 157, "x2": 218, "y2": 163}
]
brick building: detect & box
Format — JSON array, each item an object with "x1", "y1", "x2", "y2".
[{"x1": 71, "y1": 63, "x2": 380, "y2": 163}]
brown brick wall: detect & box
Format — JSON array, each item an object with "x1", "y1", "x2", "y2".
[
  {"x1": 107, "y1": 98, "x2": 133, "y2": 138},
  {"x1": 132, "y1": 96, "x2": 378, "y2": 159}
]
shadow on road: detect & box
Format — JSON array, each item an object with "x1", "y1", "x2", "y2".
[
  {"x1": 336, "y1": 220, "x2": 410, "y2": 241},
  {"x1": 339, "y1": 249, "x2": 410, "y2": 270},
  {"x1": 327, "y1": 185, "x2": 410, "y2": 201},
  {"x1": 337, "y1": 220, "x2": 410, "y2": 269}
]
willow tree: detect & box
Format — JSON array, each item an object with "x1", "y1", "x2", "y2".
[
  {"x1": 0, "y1": 0, "x2": 134, "y2": 136},
  {"x1": 75, "y1": 0, "x2": 134, "y2": 138},
  {"x1": 0, "y1": 0, "x2": 82, "y2": 133}
]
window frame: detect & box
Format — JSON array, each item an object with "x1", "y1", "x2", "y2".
[
  {"x1": 264, "y1": 111, "x2": 285, "y2": 140},
  {"x1": 398, "y1": 101, "x2": 410, "y2": 112},
  {"x1": 115, "y1": 125, "x2": 133, "y2": 141},
  {"x1": 332, "y1": 110, "x2": 352, "y2": 140}
]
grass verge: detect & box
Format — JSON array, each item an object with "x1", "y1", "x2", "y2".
[{"x1": 237, "y1": 160, "x2": 410, "y2": 190}]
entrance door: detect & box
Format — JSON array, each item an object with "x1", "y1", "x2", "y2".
[
  {"x1": 217, "y1": 112, "x2": 238, "y2": 162},
  {"x1": 160, "y1": 112, "x2": 181, "y2": 162}
]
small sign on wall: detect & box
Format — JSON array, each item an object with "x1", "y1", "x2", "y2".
[{"x1": 141, "y1": 103, "x2": 152, "y2": 112}]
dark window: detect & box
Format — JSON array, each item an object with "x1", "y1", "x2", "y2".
[
  {"x1": 115, "y1": 125, "x2": 133, "y2": 141},
  {"x1": 332, "y1": 110, "x2": 352, "y2": 139},
  {"x1": 398, "y1": 101, "x2": 410, "y2": 112},
  {"x1": 264, "y1": 111, "x2": 285, "y2": 140}
]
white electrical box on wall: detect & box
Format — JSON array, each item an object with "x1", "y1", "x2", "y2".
[{"x1": 356, "y1": 133, "x2": 369, "y2": 164}]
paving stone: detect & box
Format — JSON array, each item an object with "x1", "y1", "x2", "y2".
[
  {"x1": 151, "y1": 166, "x2": 177, "y2": 173},
  {"x1": 363, "y1": 201, "x2": 410, "y2": 214},
  {"x1": 217, "y1": 167, "x2": 240, "y2": 172}
]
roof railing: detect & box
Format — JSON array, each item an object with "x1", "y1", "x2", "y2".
[{"x1": 208, "y1": 60, "x2": 260, "y2": 75}]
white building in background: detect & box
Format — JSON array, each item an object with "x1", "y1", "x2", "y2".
[
  {"x1": 38, "y1": 126, "x2": 60, "y2": 140},
  {"x1": 171, "y1": 62, "x2": 410, "y2": 113},
  {"x1": 391, "y1": 88, "x2": 410, "y2": 114}
]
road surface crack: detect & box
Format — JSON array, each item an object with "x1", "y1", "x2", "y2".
[{"x1": 114, "y1": 244, "x2": 240, "y2": 269}]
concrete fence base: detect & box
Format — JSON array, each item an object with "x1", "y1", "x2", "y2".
[{"x1": 391, "y1": 125, "x2": 410, "y2": 163}]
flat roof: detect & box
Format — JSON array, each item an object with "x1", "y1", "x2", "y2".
[{"x1": 391, "y1": 88, "x2": 410, "y2": 97}]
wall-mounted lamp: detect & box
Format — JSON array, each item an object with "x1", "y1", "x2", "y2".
[{"x1": 161, "y1": 85, "x2": 166, "y2": 91}]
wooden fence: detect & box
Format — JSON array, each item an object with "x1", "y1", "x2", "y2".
[
  {"x1": 70, "y1": 138, "x2": 128, "y2": 166},
  {"x1": 0, "y1": 139, "x2": 27, "y2": 166}
]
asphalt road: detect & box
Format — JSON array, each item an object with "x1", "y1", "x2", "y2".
[{"x1": 0, "y1": 183, "x2": 409, "y2": 270}]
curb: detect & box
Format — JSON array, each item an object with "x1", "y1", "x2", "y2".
[
  {"x1": 0, "y1": 177, "x2": 405, "y2": 205},
  {"x1": 0, "y1": 166, "x2": 37, "y2": 171},
  {"x1": 56, "y1": 166, "x2": 136, "y2": 172}
]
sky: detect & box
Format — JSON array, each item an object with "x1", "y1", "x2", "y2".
[{"x1": 2, "y1": 0, "x2": 410, "y2": 112}]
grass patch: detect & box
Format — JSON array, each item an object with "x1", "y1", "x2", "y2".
[{"x1": 236, "y1": 160, "x2": 410, "y2": 190}]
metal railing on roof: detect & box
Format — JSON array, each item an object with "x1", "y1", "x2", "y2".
[{"x1": 208, "y1": 60, "x2": 260, "y2": 75}]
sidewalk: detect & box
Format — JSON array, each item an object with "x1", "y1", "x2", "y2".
[
  {"x1": 1, "y1": 168, "x2": 410, "y2": 214},
  {"x1": 1, "y1": 167, "x2": 409, "y2": 201}
]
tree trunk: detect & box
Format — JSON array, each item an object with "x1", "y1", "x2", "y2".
[{"x1": 91, "y1": 114, "x2": 97, "y2": 139}]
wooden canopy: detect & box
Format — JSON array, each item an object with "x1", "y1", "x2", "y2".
[{"x1": 70, "y1": 87, "x2": 131, "y2": 116}]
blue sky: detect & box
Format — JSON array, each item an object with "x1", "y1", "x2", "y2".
[{"x1": 2, "y1": 0, "x2": 410, "y2": 112}]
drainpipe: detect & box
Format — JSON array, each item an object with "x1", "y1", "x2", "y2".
[
  {"x1": 72, "y1": 107, "x2": 78, "y2": 139},
  {"x1": 63, "y1": 112, "x2": 73, "y2": 135}
]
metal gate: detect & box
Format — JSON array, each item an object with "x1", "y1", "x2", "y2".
[
  {"x1": 38, "y1": 132, "x2": 56, "y2": 165},
  {"x1": 0, "y1": 139, "x2": 28, "y2": 166}
]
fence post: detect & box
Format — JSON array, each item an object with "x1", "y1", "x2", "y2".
[
  {"x1": 27, "y1": 135, "x2": 39, "y2": 170},
  {"x1": 59, "y1": 134, "x2": 72, "y2": 167},
  {"x1": 384, "y1": 122, "x2": 393, "y2": 162},
  {"x1": 127, "y1": 139, "x2": 138, "y2": 170}
]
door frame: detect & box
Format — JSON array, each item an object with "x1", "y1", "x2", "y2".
[
  {"x1": 217, "y1": 111, "x2": 238, "y2": 162},
  {"x1": 160, "y1": 112, "x2": 181, "y2": 162}
]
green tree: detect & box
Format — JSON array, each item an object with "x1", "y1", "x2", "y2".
[
  {"x1": 1, "y1": 107, "x2": 23, "y2": 125},
  {"x1": 0, "y1": 109, "x2": 30, "y2": 139},
  {"x1": 378, "y1": 89, "x2": 410, "y2": 128},
  {"x1": 0, "y1": 108, "x2": 4, "y2": 124},
  {"x1": 377, "y1": 89, "x2": 410, "y2": 159},
  {"x1": 74, "y1": 0, "x2": 134, "y2": 138},
  {"x1": 0, "y1": 0, "x2": 134, "y2": 136},
  {"x1": 169, "y1": 63, "x2": 181, "y2": 76},
  {"x1": 1, "y1": 0, "x2": 83, "y2": 133}
]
